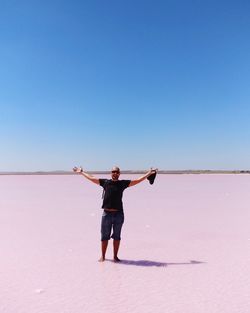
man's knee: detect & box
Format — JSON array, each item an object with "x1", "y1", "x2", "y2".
[
  {"x1": 111, "y1": 234, "x2": 121, "y2": 240},
  {"x1": 101, "y1": 236, "x2": 111, "y2": 241}
]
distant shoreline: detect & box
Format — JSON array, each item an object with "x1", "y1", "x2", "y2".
[{"x1": 1, "y1": 170, "x2": 250, "y2": 175}]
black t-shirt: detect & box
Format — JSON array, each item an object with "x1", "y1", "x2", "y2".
[{"x1": 99, "y1": 179, "x2": 131, "y2": 211}]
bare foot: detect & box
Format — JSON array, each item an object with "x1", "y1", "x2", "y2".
[
  {"x1": 98, "y1": 257, "x2": 105, "y2": 262},
  {"x1": 113, "y1": 257, "x2": 121, "y2": 262}
]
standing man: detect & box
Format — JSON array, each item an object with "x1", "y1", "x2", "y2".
[{"x1": 73, "y1": 166, "x2": 157, "y2": 262}]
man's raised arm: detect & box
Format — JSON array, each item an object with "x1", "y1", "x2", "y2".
[
  {"x1": 73, "y1": 167, "x2": 99, "y2": 185},
  {"x1": 129, "y1": 168, "x2": 158, "y2": 187}
]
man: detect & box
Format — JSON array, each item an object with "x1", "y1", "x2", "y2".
[{"x1": 73, "y1": 166, "x2": 157, "y2": 262}]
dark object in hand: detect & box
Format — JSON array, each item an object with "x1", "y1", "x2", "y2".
[{"x1": 147, "y1": 171, "x2": 157, "y2": 185}]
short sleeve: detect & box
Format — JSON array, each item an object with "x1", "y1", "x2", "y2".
[
  {"x1": 121, "y1": 180, "x2": 131, "y2": 189},
  {"x1": 99, "y1": 179, "x2": 108, "y2": 187}
]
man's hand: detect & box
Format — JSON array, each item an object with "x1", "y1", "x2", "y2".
[
  {"x1": 147, "y1": 168, "x2": 158, "y2": 185},
  {"x1": 129, "y1": 167, "x2": 158, "y2": 187},
  {"x1": 148, "y1": 168, "x2": 158, "y2": 176},
  {"x1": 73, "y1": 166, "x2": 83, "y2": 173},
  {"x1": 73, "y1": 166, "x2": 99, "y2": 185}
]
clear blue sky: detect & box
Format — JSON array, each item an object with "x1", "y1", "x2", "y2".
[{"x1": 1, "y1": 0, "x2": 250, "y2": 171}]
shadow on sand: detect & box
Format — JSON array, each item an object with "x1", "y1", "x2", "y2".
[{"x1": 113, "y1": 259, "x2": 205, "y2": 267}]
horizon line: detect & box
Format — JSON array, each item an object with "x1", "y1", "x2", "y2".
[{"x1": 0, "y1": 169, "x2": 250, "y2": 175}]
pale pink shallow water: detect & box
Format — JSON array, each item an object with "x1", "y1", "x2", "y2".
[{"x1": 0, "y1": 174, "x2": 250, "y2": 313}]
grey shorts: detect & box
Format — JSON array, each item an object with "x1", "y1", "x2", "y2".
[{"x1": 101, "y1": 210, "x2": 124, "y2": 241}]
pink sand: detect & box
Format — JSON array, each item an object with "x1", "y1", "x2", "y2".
[{"x1": 0, "y1": 174, "x2": 250, "y2": 313}]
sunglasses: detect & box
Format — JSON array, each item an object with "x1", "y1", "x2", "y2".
[{"x1": 111, "y1": 170, "x2": 120, "y2": 174}]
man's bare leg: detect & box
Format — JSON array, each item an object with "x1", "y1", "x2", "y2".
[
  {"x1": 99, "y1": 240, "x2": 108, "y2": 262},
  {"x1": 113, "y1": 240, "x2": 121, "y2": 262}
]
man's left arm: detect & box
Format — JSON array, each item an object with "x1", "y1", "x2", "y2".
[{"x1": 129, "y1": 168, "x2": 157, "y2": 187}]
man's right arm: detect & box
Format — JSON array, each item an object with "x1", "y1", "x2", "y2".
[{"x1": 73, "y1": 167, "x2": 99, "y2": 185}]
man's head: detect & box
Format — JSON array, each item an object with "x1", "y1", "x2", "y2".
[{"x1": 111, "y1": 166, "x2": 120, "y2": 181}]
